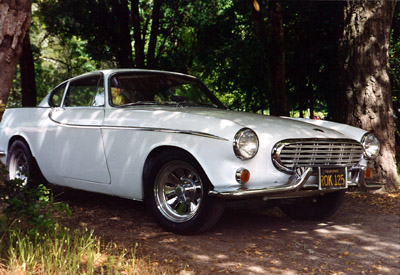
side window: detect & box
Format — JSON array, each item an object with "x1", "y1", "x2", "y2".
[
  {"x1": 49, "y1": 83, "x2": 66, "y2": 107},
  {"x1": 64, "y1": 74, "x2": 102, "y2": 107}
]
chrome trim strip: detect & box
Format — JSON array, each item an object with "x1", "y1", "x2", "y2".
[
  {"x1": 0, "y1": 150, "x2": 5, "y2": 156},
  {"x1": 101, "y1": 125, "x2": 228, "y2": 140},
  {"x1": 209, "y1": 167, "x2": 313, "y2": 198},
  {"x1": 48, "y1": 111, "x2": 228, "y2": 141}
]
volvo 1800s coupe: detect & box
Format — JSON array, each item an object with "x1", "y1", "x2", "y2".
[{"x1": 0, "y1": 69, "x2": 381, "y2": 234}]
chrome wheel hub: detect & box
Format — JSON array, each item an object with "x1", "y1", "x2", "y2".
[
  {"x1": 9, "y1": 149, "x2": 29, "y2": 183},
  {"x1": 175, "y1": 178, "x2": 196, "y2": 202},
  {"x1": 154, "y1": 161, "x2": 203, "y2": 223}
]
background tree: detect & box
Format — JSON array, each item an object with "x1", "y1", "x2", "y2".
[
  {"x1": 37, "y1": 0, "x2": 186, "y2": 69},
  {"x1": 284, "y1": 1, "x2": 341, "y2": 119},
  {"x1": 20, "y1": 32, "x2": 36, "y2": 107},
  {"x1": 338, "y1": 0, "x2": 398, "y2": 191},
  {"x1": 0, "y1": 0, "x2": 32, "y2": 108},
  {"x1": 389, "y1": 3, "x2": 400, "y2": 165},
  {"x1": 266, "y1": 0, "x2": 288, "y2": 116}
]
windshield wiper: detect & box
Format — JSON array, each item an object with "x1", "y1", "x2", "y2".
[
  {"x1": 176, "y1": 102, "x2": 219, "y2": 108},
  {"x1": 117, "y1": 101, "x2": 220, "y2": 108},
  {"x1": 118, "y1": 101, "x2": 158, "y2": 107}
]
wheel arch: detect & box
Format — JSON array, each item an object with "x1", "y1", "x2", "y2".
[
  {"x1": 142, "y1": 145, "x2": 213, "y2": 198},
  {"x1": 8, "y1": 135, "x2": 32, "y2": 153},
  {"x1": 7, "y1": 135, "x2": 49, "y2": 184}
]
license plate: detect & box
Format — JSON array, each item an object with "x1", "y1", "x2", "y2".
[{"x1": 318, "y1": 167, "x2": 347, "y2": 190}]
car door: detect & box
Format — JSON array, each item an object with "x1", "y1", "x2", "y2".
[{"x1": 49, "y1": 73, "x2": 111, "y2": 184}]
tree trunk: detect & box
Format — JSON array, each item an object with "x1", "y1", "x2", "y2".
[
  {"x1": 267, "y1": 0, "x2": 289, "y2": 117},
  {"x1": 147, "y1": 0, "x2": 162, "y2": 68},
  {"x1": 131, "y1": 0, "x2": 145, "y2": 68},
  {"x1": 338, "y1": 0, "x2": 398, "y2": 191},
  {"x1": 0, "y1": 0, "x2": 32, "y2": 109},
  {"x1": 20, "y1": 32, "x2": 36, "y2": 107},
  {"x1": 110, "y1": 0, "x2": 134, "y2": 68}
]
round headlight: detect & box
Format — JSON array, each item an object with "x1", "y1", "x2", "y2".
[
  {"x1": 233, "y1": 128, "x2": 259, "y2": 160},
  {"x1": 361, "y1": 132, "x2": 380, "y2": 159}
]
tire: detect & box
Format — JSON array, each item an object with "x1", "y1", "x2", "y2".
[
  {"x1": 280, "y1": 190, "x2": 345, "y2": 221},
  {"x1": 6, "y1": 140, "x2": 42, "y2": 186},
  {"x1": 145, "y1": 150, "x2": 225, "y2": 234}
]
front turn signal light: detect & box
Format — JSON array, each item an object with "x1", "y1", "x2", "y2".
[
  {"x1": 236, "y1": 168, "x2": 250, "y2": 184},
  {"x1": 365, "y1": 167, "x2": 372, "y2": 179}
]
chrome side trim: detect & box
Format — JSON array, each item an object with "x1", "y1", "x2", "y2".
[
  {"x1": 209, "y1": 167, "x2": 313, "y2": 198},
  {"x1": 0, "y1": 150, "x2": 5, "y2": 156},
  {"x1": 48, "y1": 111, "x2": 228, "y2": 141},
  {"x1": 101, "y1": 125, "x2": 228, "y2": 141}
]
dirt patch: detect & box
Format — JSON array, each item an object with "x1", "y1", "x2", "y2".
[{"x1": 55, "y1": 187, "x2": 400, "y2": 274}]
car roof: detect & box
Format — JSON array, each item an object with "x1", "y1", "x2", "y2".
[{"x1": 38, "y1": 69, "x2": 199, "y2": 107}]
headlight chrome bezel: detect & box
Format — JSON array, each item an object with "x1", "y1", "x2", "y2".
[
  {"x1": 361, "y1": 132, "x2": 380, "y2": 160},
  {"x1": 233, "y1": 128, "x2": 259, "y2": 160}
]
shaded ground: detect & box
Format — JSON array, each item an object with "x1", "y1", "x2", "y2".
[{"x1": 55, "y1": 187, "x2": 400, "y2": 274}]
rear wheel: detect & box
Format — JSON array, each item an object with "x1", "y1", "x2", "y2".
[
  {"x1": 145, "y1": 150, "x2": 224, "y2": 234},
  {"x1": 280, "y1": 191, "x2": 345, "y2": 220},
  {"x1": 7, "y1": 140, "x2": 41, "y2": 186}
]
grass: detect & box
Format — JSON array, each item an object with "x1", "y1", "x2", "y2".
[
  {"x1": 0, "y1": 226, "x2": 158, "y2": 274},
  {"x1": 0, "y1": 176, "x2": 161, "y2": 275}
]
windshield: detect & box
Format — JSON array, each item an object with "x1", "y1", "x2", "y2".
[{"x1": 109, "y1": 72, "x2": 224, "y2": 108}]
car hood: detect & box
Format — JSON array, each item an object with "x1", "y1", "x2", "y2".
[
  {"x1": 178, "y1": 108, "x2": 359, "y2": 141},
  {"x1": 105, "y1": 106, "x2": 363, "y2": 144}
]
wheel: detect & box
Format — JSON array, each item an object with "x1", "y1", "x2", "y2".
[
  {"x1": 145, "y1": 150, "x2": 225, "y2": 234},
  {"x1": 280, "y1": 191, "x2": 345, "y2": 220},
  {"x1": 6, "y1": 140, "x2": 41, "y2": 186}
]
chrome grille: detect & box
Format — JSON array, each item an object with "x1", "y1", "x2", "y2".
[{"x1": 272, "y1": 139, "x2": 363, "y2": 173}]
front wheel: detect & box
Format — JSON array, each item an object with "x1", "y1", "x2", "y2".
[
  {"x1": 145, "y1": 150, "x2": 224, "y2": 234},
  {"x1": 280, "y1": 191, "x2": 345, "y2": 220}
]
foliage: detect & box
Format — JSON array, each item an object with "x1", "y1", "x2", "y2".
[
  {"x1": 0, "y1": 176, "x2": 71, "y2": 240},
  {"x1": 0, "y1": 172, "x2": 156, "y2": 274},
  {"x1": 8, "y1": 4, "x2": 103, "y2": 108},
  {"x1": 193, "y1": 1, "x2": 269, "y2": 112},
  {"x1": 7, "y1": 0, "x2": 400, "y2": 136}
]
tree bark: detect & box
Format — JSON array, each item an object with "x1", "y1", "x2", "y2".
[
  {"x1": 338, "y1": 0, "x2": 398, "y2": 191},
  {"x1": 20, "y1": 32, "x2": 36, "y2": 107},
  {"x1": 0, "y1": 0, "x2": 32, "y2": 108},
  {"x1": 267, "y1": 0, "x2": 289, "y2": 117}
]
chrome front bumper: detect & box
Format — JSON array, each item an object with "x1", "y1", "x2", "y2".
[{"x1": 208, "y1": 166, "x2": 383, "y2": 199}]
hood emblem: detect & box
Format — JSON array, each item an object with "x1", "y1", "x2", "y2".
[{"x1": 313, "y1": 128, "x2": 325, "y2": 133}]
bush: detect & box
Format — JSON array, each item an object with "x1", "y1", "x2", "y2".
[
  {"x1": 0, "y1": 177, "x2": 71, "y2": 239},
  {"x1": 0, "y1": 171, "x2": 153, "y2": 274}
]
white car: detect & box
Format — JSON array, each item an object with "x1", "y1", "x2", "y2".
[{"x1": 0, "y1": 69, "x2": 381, "y2": 234}]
